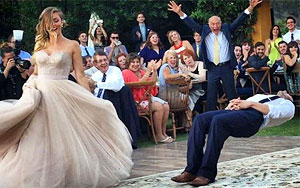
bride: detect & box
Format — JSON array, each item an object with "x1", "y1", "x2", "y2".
[{"x1": 0, "y1": 7, "x2": 133, "y2": 188}]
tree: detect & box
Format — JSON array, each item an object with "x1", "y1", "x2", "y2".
[
  {"x1": 189, "y1": 0, "x2": 258, "y2": 45},
  {"x1": 270, "y1": 0, "x2": 300, "y2": 34},
  {"x1": 1, "y1": 0, "x2": 259, "y2": 53}
]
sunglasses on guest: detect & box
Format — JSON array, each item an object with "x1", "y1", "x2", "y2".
[{"x1": 111, "y1": 37, "x2": 119, "y2": 39}]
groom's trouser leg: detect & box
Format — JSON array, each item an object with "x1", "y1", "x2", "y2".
[
  {"x1": 197, "y1": 109, "x2": 263, "y2": 181},
  {"x1": 185, "y1": 110, "x2": 231, "y2": 174}
]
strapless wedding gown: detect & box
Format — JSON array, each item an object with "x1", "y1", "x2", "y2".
[{"x1": 0, "y1": 51, "x2": 133, "y2": 188}]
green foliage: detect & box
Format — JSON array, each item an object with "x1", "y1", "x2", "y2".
[
  {"x1": 190, "y1": 0, "x2": 257, "y2": 45},
  {"x1": 270, "y1": 0, "x2": 300, "y2": 36},
  {"x1": 0, "y1": 0, "x2": 258, "y2": 53},
  {"x1": 271, "y1": 0, "x2": 300, "y2": 24},
  {"x1": 275, "y1": 19, "x2": 288, "y2": 35}
]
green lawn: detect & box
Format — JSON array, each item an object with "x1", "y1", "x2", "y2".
[
  {"x1": 137, "y1": 116, "x2": 300, "y2": 149},
  {"x1": 256, "y1": 116, "x2": 300, "y2": 136}
]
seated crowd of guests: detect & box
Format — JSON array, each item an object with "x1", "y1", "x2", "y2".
[
  {"x1": 234, "y1": 16, "x2": 300, "y2": 96},
  {"x1": 1, "y1": 12, "x2": 299, "y2": 147}
]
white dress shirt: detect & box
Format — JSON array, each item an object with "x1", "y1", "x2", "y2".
[
  {"x1": 283, "y1": 29, "x2": 300, "y2": 43},
  {"x1": 91, "y1": 66, "x2": 124, "y2": 98},
  {"x1": 84, "y1": 66, "x2": 98, "y2": 77},
  {"x1": 246, "y1": 94, "x2": 295, "y2": 129},
  {"x1": 205, "y1": 32, "x2": 230, "y2": 63}
]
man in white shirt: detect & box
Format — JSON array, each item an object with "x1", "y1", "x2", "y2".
[
  {"x1": 78, "y1": 31, "x2": 95, "y2": 57},
  {"x1": 283, "y1": 16, "x2": 300, "y2": 46},
  {"x1": 91, "y1": 51, "x2": 140, "y2": 149},
  {"x1": 91, "y1": 51, "x2": 124, "y2": 98},
  {"x1": 171, "y1": 90, "x2": 295, "y2": 186}
]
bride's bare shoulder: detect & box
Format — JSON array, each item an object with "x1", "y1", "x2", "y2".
[
  {"x1": 62, "y1": 39, "x2": 80, "y2": 54},
  {"x1": 64, "y1": 38, "x2": 80, "y2": 47}
]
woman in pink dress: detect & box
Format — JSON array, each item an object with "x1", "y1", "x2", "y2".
[{"x1": 122, "y1": 53, "x2": 173, "y2": 143}]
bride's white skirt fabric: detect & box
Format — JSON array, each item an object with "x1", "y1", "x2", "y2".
[{"x1": 0, "y1": 78, "x2": 133, "y2": 188}]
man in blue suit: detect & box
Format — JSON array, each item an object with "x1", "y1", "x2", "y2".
[
  {"x1": 131, "y1": 12, "x2": 152, "y2": 52},
  {"x1": 192, "y1": 31, "x2": 202, "y2": 61},
  {"x1": 168, "y1": 0, "x2": 262, "y2": 111}
]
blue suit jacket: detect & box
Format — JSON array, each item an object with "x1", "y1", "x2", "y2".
[
  {"x1": 182, "y1": 12, "x2": 249, "y2": 71},
  {"x1": 192, "y1": 42, "x2": 202, "y2": 61},
  {"x1": 131, "y1": 24, "x2": 152, "y2": 52}
]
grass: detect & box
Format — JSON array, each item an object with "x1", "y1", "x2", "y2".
[
  {"x1": 137, "y1": 116, "x2": 300, "y2": 149},
  {"x1": 256, "y1": 116, "x2": 300, "y2": 136}
]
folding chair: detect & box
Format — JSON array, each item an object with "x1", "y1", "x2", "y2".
[
  {"x1": 125, "y1": 81, "x2": 158, "y2": 144},
  {"x1": 164, "y1": 77, "x2": 192, "y2": 140},
  {"x1": 246, "y1": 67, "x2": 272, "y2": 95},
  {"x1": 283, "y1": 63, "x2": 300, "y2": 109}
]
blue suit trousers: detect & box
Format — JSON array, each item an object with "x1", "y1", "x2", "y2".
[
  {"x1": 185, "y1": 109, "x2": 263, "y2": 181},
  {"x1": 206, "y1": 63, "x2": 237, "y2": 111}
]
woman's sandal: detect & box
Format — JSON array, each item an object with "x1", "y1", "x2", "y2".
[{"x1": 158, "y1": 136, "x2": 174, "y2": 143}]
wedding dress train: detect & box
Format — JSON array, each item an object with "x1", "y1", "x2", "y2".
[{"x1": 0, "y1": 51, "x2": 133, "y2": 188}]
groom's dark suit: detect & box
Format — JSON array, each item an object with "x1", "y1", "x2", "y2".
[{"x1": 182, "y1": 12, "x2": 250, "y2": 110}]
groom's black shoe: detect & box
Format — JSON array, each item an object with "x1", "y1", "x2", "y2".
[{"x1": 171, "y1": 171, "x2": 196, "y2": 183}]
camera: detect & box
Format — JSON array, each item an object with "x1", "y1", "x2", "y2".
[
  {"x1": 96, "y1": 19, "x2": 103, "y2": 24},
  {"x1": 14, "y1": 56, "x2": 31, "y2": 70},
  {"x1": 114, "y1": 40, "x2": 122, "y2": 46},
  {"x1": 14, "y1": 40, "x2": 22, "y2": 57}
]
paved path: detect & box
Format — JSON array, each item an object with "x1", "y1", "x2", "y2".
[
  {"x1": 130, "y1": 136, "x2": 300, "y2": 179},
  {"x1": 119, "y1": 147, "x2": 300, "y2": 187}
]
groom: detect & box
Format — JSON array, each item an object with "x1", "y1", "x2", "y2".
[{"x1": 171, "y1": 91, "x2": 295, "y2": 186}]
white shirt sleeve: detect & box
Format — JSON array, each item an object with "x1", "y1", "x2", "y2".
[
  {"x1": 261, "y1": 99, "x2": 295, "y2": 128},
  {"x1": 180, "y1": 13, "x2": 187, "y2": 19},
  {"x1": 92, "y1": 67, "x2": 124, "y2": 92},
  {"x1": 244, "y1": 9, "x2": 250, "y2": 15}
]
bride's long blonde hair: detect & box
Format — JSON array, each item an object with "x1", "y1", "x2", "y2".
[{"x1": 33, "y1": 7, "x2": 64, "y2": 54}]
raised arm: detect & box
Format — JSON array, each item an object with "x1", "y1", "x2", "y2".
[
  {"x1": 139, "y1": 61, "x2": 153, "y2": 82},
  {"x1": 264, "y1": 39, "x2": 271, "y2": 56},
  {"x1": 168, "y1": 1, "x2": 184, "y2": 17},
  {"x1": 105, "y1": 44, "x2": 115, "y2": 63},
  {"x1": 150, "y1": 59, "x2": 162, "y2": 82},
  {"x1": 168, "y1": 1, "x2": 202, "y2": 33},
  {"x1": 229, "y1": 0, "x2": 263, "y2": 32},
  {"x1": 72, "y1": 41, "x2": 90, "y2": 91},
  {"x1": 283, "y1": 53, "x2": 298, "y2": 67},
  {"x1": 100, "y1": 24, "x2": 108, "y2": 40},
  {"x1": 88, "y1": 20, "x2": 96, "y2": 41},
  {"x1": 247, "y1": 0, "x2": 263, "y2": 13}
]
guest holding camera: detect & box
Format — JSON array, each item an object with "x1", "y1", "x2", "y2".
[
  {"x1": 8, "y1": 35, "x2": 31, "y2": 60},
  {"x1": 0, "y1": 44, "x2": 29, "y2": 100},
  {"x1": 104, "y1": 32, "x2": 128, "y2": 65},
  {"x1": 88, "y1": 19, "x2": 108, "y2": 51}
]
